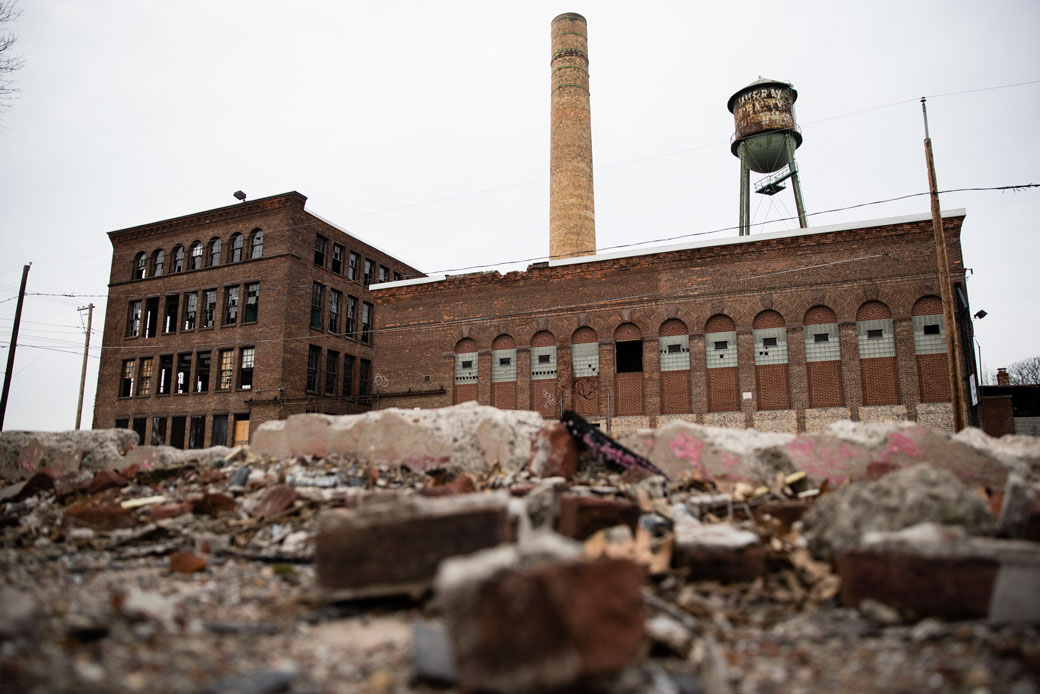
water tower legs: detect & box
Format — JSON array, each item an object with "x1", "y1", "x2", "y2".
[
  {"x1": 787, "y1": 136, "x2": 808, "y2": 229},
  {"x1": 739, "y1": 142, "x2": 751, "y2": 237}
]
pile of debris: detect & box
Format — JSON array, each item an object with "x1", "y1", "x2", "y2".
[{"x1": 1, "y1": 402, "x2": 1039, "y2": 693}]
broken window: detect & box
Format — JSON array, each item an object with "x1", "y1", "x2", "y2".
[
  {"x1": 157, "y1": 355, "x2": 173, "y2": 395},
  {"x1": 152, "y1": 249, "x2": 164, "y2": 277},
  {"x1": 363, "y1": 259, "x2": 374, "y2": 286},
  {"x1": 126, "y1": 301, "x2": 142, "y2": 337},
  {"x1": 924, "y1": 323, "x2": 941, "y2": 335},
  {"x1": 133, "y1": 252, "x2": 147, "y2": 280},
  {"x1": 310, "y1": 283, "x2": 323, "y2": 330},
  {"x1": 814, "y1": 333, "x2": 829, "y2": 343},
  {"x1": 170, "y1": 416, "x2": 186, "y2": 450},
  {"x1": 615, "y1": 341, "x2": 643, "y2": 373},
  {"x1": 314, "y1": 235, "x2": 327, "y2": 266},
  {"x1": 114, "y1": 419, "x2": 129, "y2": 430},
  {"x1": 202, "y1": 289, "x2": 217, "y2": 328},
  {"x1": 714, "y1": 340, "x2": 728, "y2": 351},
  {"x1": 244, "y1": 283, "x2": 259, "y2": 323},
  {"x1": 211, "y1": 415, "x2": 228, "y2": 448},
  {"x1": 195, "y1": 351, "x2": 211, "y2": 393},
  {"x1": 249, "y1": 229, "x2": 263, "y2": 259},
  {"x1": 345, "y1": 295, "x2": 358, "y2": 338},
  {"x1": 325, "y1": 349, "x2": 339, "y2": 395},
  {"x1": 218, "y1": 349, "x2": 234, "y2": 390},
  {"x1": 175, "y1": 353, "x2": 192, "y2": 394},
  {"x1": 867, "y1": 328, "x2": 884, "y2": 339},
  {"x1": 361, "y1": 302, "x2": 373, "y2": 344},
  {"x1": 189, "y1": 241, "x2": 203, "y2": 270},
  {"x1": 208, "y1": 238, "x2": 221, "y2": 267},
  {"x1": 224, "y1": 285, "x2": 239, "y2": 325},
  {"x1": 172, "y1": 245, "x2": 184, "y2": 273},
  {"x1": 120, "y1": 360, "x2": 135, "y2": 397},
  {"x1": 378, "y1": 265, "x2": 389, "y2": 284},
  {"x1": 762, "y1": 336, "x2": 778, "y2": 348},
  {"x1": 143, "y1": 297, "x2": 158, "y2": 338},
  {"x1": 348, "y1": 251, "x2": 359, "y2": 281},
  {"x1": 343, "y1": 354, "x2": 355, "y2": 396},
  {"x1": 306, "y1": 345, "x2": 321, "y2": 392},
  {"x1": 239, "y1": 347, "x2": 254, "y2": 390},
  {"x1": 132, "y1": 418, "x2": 147, "y2": 445},
  {"x1": 182, "y1": 292, "x2": 197, "y2": 331},
  {"x1": 137, "y1": 357, "x2": 152, "y2": 396},
  {"x1": 329, "y1": 290, "x2": 341, "y2": 333},
  {"x1": 393, "y1": 271, "x2": 402, "y2": 282},
  {"x1": 332, "y1": 243, "x2": 344, "y2": 274},
  {"x1": 188, "y1": 415, "x2": 205, "y2": 449},
  {"x1": 163, "y1": 295, "x2": 178, "y2": 334},
  {"x1": 229, "y1": 233, "x2": 243, "y2": 262},
  {"x1": 150, "y1": 416, "x2": 166, "y2": 445},
  {"x1": 359, "y1": 358, "x2": 371, "y2": 395}
]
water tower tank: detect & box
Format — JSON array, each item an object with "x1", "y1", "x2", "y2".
[{"x1": 728, "y1": 78, "x2": 802, "y2": 174}]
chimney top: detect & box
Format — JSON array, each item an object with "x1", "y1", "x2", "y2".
[{"x1": 997, "y1": 368, "x2": 1010, "y2": 386}]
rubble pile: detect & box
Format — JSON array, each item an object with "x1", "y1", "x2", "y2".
[{"x1": 1, "y1": 405, "x2": 1039, "y2": 694}]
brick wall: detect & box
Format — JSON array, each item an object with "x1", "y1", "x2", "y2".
[{"x1": 982, "y1": 395, "x2": 1015, "y2": 438}]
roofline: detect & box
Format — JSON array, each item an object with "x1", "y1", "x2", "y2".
[
  {"x1": 305, "y1": 210, "x2": 424, "y2": 276},
  {"x1": 107, "y1": 191, "x2": 307, "y2": 238},
  {"x1": 370, "y1": 208, "x2": 967, "y2": 291}
]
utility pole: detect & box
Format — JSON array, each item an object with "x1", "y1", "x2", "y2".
[
  {"x1": 75, "y1": 303, "x2": 94, "y2": 430},
  {"x1": 0, "y1": 263, "x2": 31, "y2": 431},
  {"x1": 921, "y1": 98, "x2": 966, "y2": 431}
]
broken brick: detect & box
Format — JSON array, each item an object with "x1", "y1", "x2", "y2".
[
  {"x1": 673, "y1": 521, "x2": 766, "y2": 583},
  {"x1": 527, "y1": 422, "x2": 578, "y2": 480},
  {"x1": 250, "y1": 484, "x2": 297, "y2": 519},
  {"x1": 556, "y1": 494, "x2": 640, "y2": 541},
  {"x1": 53, "y1": 470, "x2": 95, "y2": 499},
  {"x1": 315, "y1": 494, "x2": 512, "y2": 598},
  {"x1": 200, "y1": 469, "x2": 228, "y2": 484},
  {"x1": 64, "y1": 503, "x2": 136, "y2": 531},
  {"x1": 150, "y1": 503, "x2": 193, "y2": 521},
  {"x1": 420, "y1": 475, "x2": 477, "y2": 497},
  {"x1": 169, "y1": 552, "x2": 207, "y2": 574},
  {"x1": 754, "y1": 500, "x2": 811, "y2": 527},
  {"x1": 192, "y1": 493, "x2": 236, "y2": 516},
  {"x1": 87, "y1": 469, "x2": 129, "y2": 495}
]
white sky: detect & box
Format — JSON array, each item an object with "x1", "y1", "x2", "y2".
[{"x1": 1, "y1": 1, "x2": 1038, "y2": 431}]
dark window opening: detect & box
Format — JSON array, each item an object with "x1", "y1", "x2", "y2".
[
  {"x1": 182, "y1": 292, "x2": 197, "y2": 331},
  {"x1": 714, "y1": 340, "x2": 728, "y2": 351},
  {"x1": 311, "y1": 283, "x2": 323, "y2": 330},
  {"x1": 195, "y1": 351, "x2": 211, "y2": 393},
  {"x1": 175, "y1": 353, "x2": 192, "y2": 394},
  {"x1": 867, "y1": 329, "x2": 884, "y2": 339},
  {"x1": 244, "y1": 283, "x2": 259, "y2": 323},
  {"x1": 345, "y1": 296, "x2": 358, "y2": 338},
  {"x1": 924, "y1": 324, "x2": 941, "y2": 335},
  {"x1": 343, "y1": 354, "x2": 355, "y2": 396},
  {"x1": 359, "y1": 359, "x2": 371, "y2": 395},
  {"x1": 202, "y1": 289, "x2": 217, "y2": 328},
  {"x1": 133, "y1": 253, "x2": 146, "y2": 280},
  {"x1": 306, "y1": 345, "x2": 321, "y2": 392},
  {"x1": 347, "y1": 251, "x2": 359, "y2": 281},
  {"x1": 762, "y1": 336, "x2": 778, "y2": 347},
  {"x1": 137, "y1": 357, "x2": 152, "y2": 396},
  {"x1": 152, "y1": 250, "x2": 165, "y2": 277},
  {"x1": 158, "y1": 355, "x2": 173, "y2": 395},
  {"x1": 229, "y1": 233, "x2": 243, "y2": 263},
  {"x1": 393, "y1": 272, "x2": 402, "y2": 282},
  {"x1": 120, "y1": 360, "x2": 135, "y2": 397},
  {"x1": 538, "y1": 354, "x2": 551, "y2": 364},
  {"x1": 615, "y1": 341, "x2": 643, "y2": 373},
  {"x1": 325, "y1": 350, "x2": 339, "y2": 395},
  {"x1": 329, "y1": 290, "x2": 341, "y2": 333},
  {"x1": 499, "y1": 357, "x2": 511, "y2": 366},
  {"x1": 814, "y1": 333, "x2": 829, "y2": 343},
  {"x1": 461, "y1": 360, "x2": 473, "y2": 369},
  {"x1": 189, "y1": 241, "x2": 203, "y2": 270},
  {"x1": 314, "y1": 235, "x2": 327, "y2": 266},
  {"x1": 378, "y1": 265, "x2": 389, "y2": 284},
  {"x1": 151, "y1": 417, "x2": 166, "y2": 446},
  {"x1": 163, "y1": 295, "x2": 179, "y2": 334},
  {"x1": 211, "y1": 415, "x2": 228, "y2": 448},
  {"x1": 144, "y1": 297, "x2": 159, "y2": 338},
  {"x1": 132, "y1": 418, "x2": 147, "y2": 445},
  {"x1": 224, "y1": 286, "x2": 239, "y2": 325},
  {"x1": 331, "y1": 244, "x2": 344, "y2": 274},
  {"x1": 126, "y1": 301, "x2": 142, "y2": 337},
  {"x1": 363, "y1": 259, "x2": 374, "y2": 286},
  {"x1": 188, "y1": 415, "x2": 205, "y2": 449},
  {"x1": 667, "y1": 343, "x2": 682, "y2": 353},
  {"x1": 114, "y1": 418, "x2": 129, "y2": 429},
  {"x1": 170, "y1": 416, "x2": 186, "y2": 450},
  {"x1": 239, "y1": 347, "x2": 254, "y2": 390},
  {"x1": 172, "y1": 246, "x2": 184, "y2": 273},
  {"x1": 361, "y1": 302, "x2": 373, "y2": 344}
]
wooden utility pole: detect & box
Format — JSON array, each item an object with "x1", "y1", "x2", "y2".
[
  {"x1": 75, "y1": 303, "x2": 94, "y2": 430},
  {"x1": 0, "y1": 263, "x2": 31, "y2": 431},
  {"x1": 921, "y1": 98, "x2": 966, "y2": 431}
]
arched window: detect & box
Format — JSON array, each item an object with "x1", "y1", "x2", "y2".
[
  {"x1": 804, "y1": 305, "x2": 842, "y2": 408},
  {"x1": 491, "y1": 334, "x2": 517, "y2": 410},
  {"x1": 188, "y1": 241, "x2": 203, "y2": 271},
  {"x1": 151, "y1": 249, "x2": 165, "y2": 277},
  {"x1": 132, "y1": 252, "x2": 147, "y2": 280},
  {"x1": 752, "y1": 310, "x2": 790, "y2": 410},
  {"x1": 571, "y1": 326, "x2": 599, "y2": 415},
  {"x1": 614, "y1": 323, "x2": 643, "y2": 415},
  {"x1": 659, "y1": 318, "x2": 690, "y2": 414},
  {"x1": 172, "y1": 245, "x2": 185, "y2": 273},
  {"x1": 453, "y1": 338, "x2": 478, "y2": 404},
  {"x1": 856, "y1": 301, "x2": 899, "y2": 406},
  {"x1": 530, "y1": 330, "x2": 558, "y2": 417},
  {"x1": 208, "y1": 238, "x2": 221, "y2": 267},
  {"x1": 249, "y1": 229, "x2": 263, "y2": 259},
  {"x1": 705, "y1": 314, "x2": 739, "y2": 412},
  {"x1": 229, "y1": 233, "x2": 243, "y2": 263},
  {"x1": 912, "y1": 296, "x2": 949, "y2": 403}
]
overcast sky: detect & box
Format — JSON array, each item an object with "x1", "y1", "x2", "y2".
[{"x1": 1, "y1": 1, "x2": 1038, "y2": 431}]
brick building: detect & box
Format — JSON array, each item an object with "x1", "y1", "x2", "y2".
[
  {"x1": 368, "y1": 210, "x2": 980, "y2": 434},
  {"x1": 93, "y1": 192, "x2": 421, "y2": 447}
]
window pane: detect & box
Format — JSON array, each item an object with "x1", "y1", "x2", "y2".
[
  {"x1": 311, "y1": 283, "x2": 323, "y2": 330},
  {"x1": 244, "y1": 283, "x2": 259, "y2": 323}
]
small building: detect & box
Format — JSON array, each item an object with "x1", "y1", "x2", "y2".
[
  {"x1": 981, "y1": 368, "x2": 1040, "y2": 437},
  {"x1": 93, "y1": 192, "x2": 421, "y2": 447}
]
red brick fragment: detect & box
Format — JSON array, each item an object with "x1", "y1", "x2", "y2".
[
  {"x1": 865, "y1": 462, "x2": 901, "y2": 481},
  {"x1": 420, "y1": 475, "x2": 477, "y2": 497},
  {"x1": 118, "y1": 463, "x2": 140, "y2": 480},
  {"x1": 200, "y1": 469, "x2": 227, "y2": 484},
  {"x1": 527, "y1": 422, "x2": 578, "y2": 480},
  {"x1": 150, "y1": 503, "x2": 193, "y2": 521},
  {"x1": 251, "y1": 484, "x2": 297, "y2": 518},
  {"x1": 754, "y1": 500, "x2": 811, "y2": 527},
  {"x1": 53, "y1": 470, "x2": 94, "y2": 499},
  {"x1": 192, "y1": 493, "x2": 236, "y2": 516},
  {"x1": 556, "y1": 494, "x2": 639, "y2": 541},
  {"x1": 64, "y1": 503, "x2": 136, "y2": 531},
  {"x1": 88, "y1": 469, "x2": 129, "y2": 495},
  {"x1": 169, "y1": 551, "x2": 207, "y2": 574}
]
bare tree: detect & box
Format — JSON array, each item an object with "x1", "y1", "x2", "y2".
[
  {"x1": 1006, "y1": 355, "x2": 1040, "y2": 385},
  {"x1": 0, "y1": 1, "x2": 23, "y2": 112}
]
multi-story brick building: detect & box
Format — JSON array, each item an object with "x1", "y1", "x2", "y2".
[
  {"x1": 93, "y1": 192, "x2": 421, "y2": 447},
  {"x1": 368, "y1": 210, "x2": 981, "y2": 434}
]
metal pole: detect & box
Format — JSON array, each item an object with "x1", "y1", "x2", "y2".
[
  {"x1": 0, "y1": 263, "x2": 31, "y2": 430},
  {"x1": 921, "y1": 98, "x2": 966, "y2": 431},
  {"x1": 788, "y1": 135, "x2": 808, "y2": 228},
  {"x1": 738, "y1": 142, "x2": 750, "y2": 236},
  {"x1": 75, "y1": 303, "x2": 94, "y2": 429}
]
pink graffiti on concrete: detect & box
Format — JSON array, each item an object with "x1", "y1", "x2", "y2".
[
  {"x1": 784, "y1": 436, "x2": 855, "y2": 485},
  {"x1": 669, "y1": 432, "x2": 708, "y2": 479},
  {"x1": 877, "y1": 431, "x2": 924, "y2": 464}
]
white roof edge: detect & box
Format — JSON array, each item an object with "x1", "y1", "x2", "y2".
[
  {"x1": 306, "y1": 210, "x2": 424, "y2": 273},
  {"x1": 368, "y1": 208, "x2": 967, "y2": 291},
  {"x1": 548, "y1": 208, "x2": 967, "y2": 269}
]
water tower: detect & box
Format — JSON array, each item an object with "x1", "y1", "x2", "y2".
[{"x1": 728, "y1": 78, "x2": 807, "y2": 236}]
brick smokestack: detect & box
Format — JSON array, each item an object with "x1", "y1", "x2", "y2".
[
  {"x1": 549, "y1": 12, "x2": 596, "y2": 260},
  {"x1": 997, "y1": 368, "x2": 1010, "y2": 386}
]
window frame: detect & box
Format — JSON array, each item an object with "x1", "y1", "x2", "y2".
[
  {"x1": 239, "y1": 346, "x2": 255, "y2": 390},
  {"x1": 314, "y1": 235, "x2": 328, "y2": 267},
  {"x1": 249, "y1": 229, "x2": 263, "y2": 259}
]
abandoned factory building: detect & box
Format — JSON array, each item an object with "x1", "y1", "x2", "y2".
[{"x1": 93, "y1": 192, "x2": 421, "y2": 448}]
